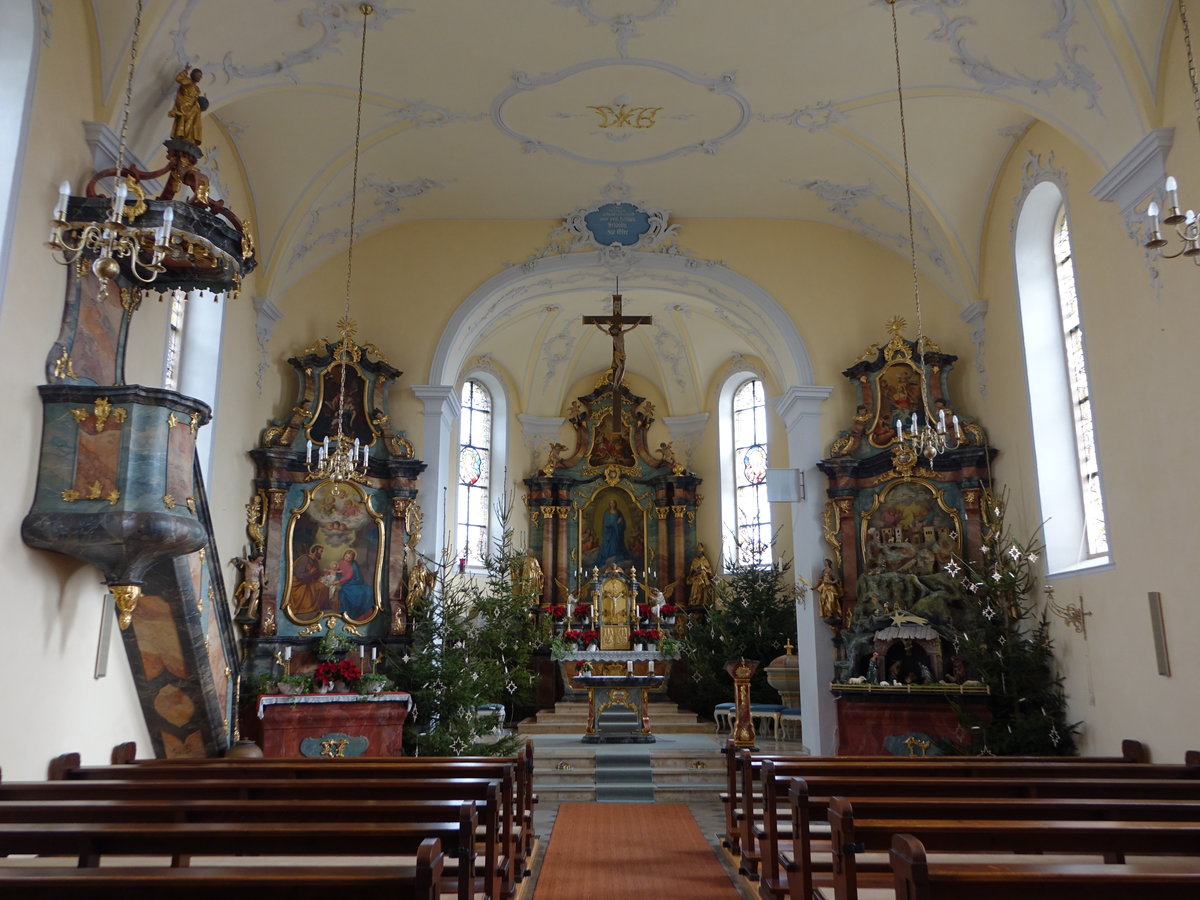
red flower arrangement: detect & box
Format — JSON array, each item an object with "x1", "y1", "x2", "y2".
[
  {"x1": 548, "y1": 604, "x2": 567, "y2": 620},
  {"x1": 581, "y1": 630, "x2": 599, "y2": 645},
  {"x1": 573, "y1": 603, "x2": 592, "y2": 618},
  {"x1": 631, "y1": 629, "x2": 660, "y2": 643},
  {"x1": 660, "y1": 604, "x2": 678, "y2": 616},
  {"x1": 637, "y1": 604, "x2": 653, "y2": 618},
  {"x1": 313, "y1": 658, "x2": 361, "y2": 689},
  {"x1": 563, "y1": 630, "x2": 584, "y2": 641}
]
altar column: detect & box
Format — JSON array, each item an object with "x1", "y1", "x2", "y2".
[{"x1": 775, "y1": 385, "x2": 834, "y2": 753}]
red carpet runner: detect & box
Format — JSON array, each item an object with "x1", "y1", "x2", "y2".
[{"x1": 534, "y1": 802, "x2": 740, "y2": 899}]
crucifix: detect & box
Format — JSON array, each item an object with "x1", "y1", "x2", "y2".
[{"x1": 583, "y1": 291, "x2": 651, "y2": 436}]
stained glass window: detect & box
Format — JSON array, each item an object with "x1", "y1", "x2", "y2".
[
  {"x1": 456, "y1": 379, "x2": 492, "y2": 566},
  {"x1": 732, "y1": 378, "x2": 772, "y2": 564},
  {"x1": 162, "y1": 290, "x2": 186, "y2": 390}
]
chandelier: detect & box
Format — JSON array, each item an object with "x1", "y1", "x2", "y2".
[
  {"x1": 1144, "y1": 1, "x2": 1200, "y2": 263},
  {"x1": 886, "y1": 0, "x2": 962, "y2": 462},
  {"x1": 307, "y1": 3, "x2": 374, "y2": 483},
  {"x1": 46, "y1": 0, "x2": 172, "y2": 287}
]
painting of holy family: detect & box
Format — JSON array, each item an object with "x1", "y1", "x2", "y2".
[{"x1": 282, "y1": 479, "x2": 384, "y2": 625}]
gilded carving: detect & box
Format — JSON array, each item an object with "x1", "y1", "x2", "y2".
[
  {"x1": 53, "y1": 348, "x2": 77, "y2": 380},
  {"x1": 162, "y1": 493, "x2": 176, "y2": 510},
  {"x1": 320, "y1": 738, "x2": 350, "y2": 758},
  {"x1": 655, "y1": 507, "x2": 669, "y2": 520},
  {"x1": 670, "y1": 505, "x2": 686, "y2": 518},
  {"x1": 267, "y1": 489, "x2": 286, "y2": 510},
  {"x1": 587, "y1": 104, "x2": 663, "y2": 129},
  {"x1": 167, "y1": 412, "x2": 181, "y2": 429},
  {"x1": 185, "y1": 497, "x2": 196, "y2": 514},
  {"x1": 111, "y1": 584, "x2": 142, "y2": 630},
  {"x1": 246, "y1": 493, "x2": 267, "y2": 552}
]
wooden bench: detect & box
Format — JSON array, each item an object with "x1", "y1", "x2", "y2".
[
  {"x1": 732, "y1": 748, "x2": 1197, "y2": 878},
  {"x1": 0, "y1": 777, "x2": 505, "y2": 899},
  {"x1": 720, "y1": 740, "x2": 1149, "y2": 859},
  {"x1": 48, "y1": 752, "x2": 522, "y2": 894},
  {"x1": 759, "y1": 769, "x2": 1200, "y2": 900},
  {"x1": 0, "y1": 798, "x2": 479, "y2": 899},
  {"x1": 828, "y1": 795, "x2": 1200, "y2": 900},
  {"x1": 108, "y1": 737, "x2": 538, "y2": 862},
  {"x1": 890, "y1": 832, "x2": 1200, "y2": 900},
  {"x1": 0, "y1": 841, "x2": 444, "y2": 899}
]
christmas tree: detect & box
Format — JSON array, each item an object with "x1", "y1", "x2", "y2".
[
  {"x1": 943, "y1": 489, "x2": 1078, "y2": 755},
  {"x1": 392, "y1": 504, "x2": 546, "y2": 756}
]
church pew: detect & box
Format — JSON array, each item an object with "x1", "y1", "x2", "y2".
[
  {"x1": 720, "y1": 738, "x2": 1151, "y2": 855},
  {"x1": 755, "y1": 770, "x2": 1200, "y2": 900},
  {"x1": 0, "y1": 778, "x2": 506, "y2": 900},
  {"x1": 890, "y1": 832, "x2": 1200, "y2": 900},
  {"x1": 109, "y1": 736, "x2": 538, "y2": 861},
  {"x1": 0, "y1": 842, "x2": 444, "y2": 900},
  {"x1": 732, "y1": 749, "x2": 1198, "y2": 877},
  {"x1": 49, "y1": 753, "x2": 522, "y2": 891},
  {"x1": 828, "y1": 798, "x2": 1200, "y2": 900},
  {"x1": 0, "y1": 799, "x2": 478, "y2": 899},
  {"x1": 758, "y1": 770, "x2": 1200, "y2": 900}
]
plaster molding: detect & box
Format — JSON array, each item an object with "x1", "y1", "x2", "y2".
[
  {"x1": 906, "y1": 0, "x2": 1102, "y2": 113},
  {"x1": 251, "y1": 295, "x2": 283, "y2": 394},
  {"x1": 412, "y1": 384, "x2": 461, "y2": 422},
  {"x1": 289, "y1": 176, "x2": 446, "y2": 266},
  {"x1": 517, "y1": 414, "x2": 567, "y2": 467},
  {"x1": 1090, "y1": 128, "x2": 1173, "y2": 293},
  {"x1": 774, "y1": 385, "x2": 834, "y2": 433},
  {"x1": 1090, "y1": 128, "x2": 1174, "y2": 230},
  {"x1": 555, "y1": 0, "x2": 678, "y2": 58},
  {"x1": 662, "y1": 413, "x2": 709, "y2": 468},
  {"x1": 388, "y1": 99, "x2": 485, "y2": 128},
  {"x1": 959, "y1": 298, "x2": 988, "y2": 398},
  {"x1": 82, "y1": 121, "x2": 160, "y2": 193},
  {"x1": 756, "y1": 100, "x2": 847, "y2": 132},
  {"x1": 491, "y1": 58, "x2": 750, "y2": 167},
  {"x1": 789, "y1": 178, "x2": 951, "y2": 278},
  {"x1": 37, "y1": 0, "x2": 50, "y2": 45},
  {"x1": 1013, "y1": 150, "x2": 1068, "y2": 233},
  {"x1": 172, "y1": 0, "x2": 407, "y2": 83}
]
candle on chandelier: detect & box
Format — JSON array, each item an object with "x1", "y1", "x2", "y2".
[
  {"x1": 54, "y1": 181, "x2": 71, "y2": 220},
  {"x1": 306, "y1": 439, "x2": 313, "y2": 464},
  {"x1": 952, "y1": 414, "x2": 961, "y2": 439},
  {"x1": 284, "y1": 646, "x2": 292, "y2": 661}
]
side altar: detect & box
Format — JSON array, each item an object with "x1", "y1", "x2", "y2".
[{"x1": 817, "y1": 321, "x2": 999, "y2": 755}]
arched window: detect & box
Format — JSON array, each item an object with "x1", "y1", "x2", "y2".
[
  {"x1": 1014, "y1": 181, "x2": 1108, "y2": 572},
  {"x1": 0, "y1": 1, "x2": 39, "y2": 315},
  {"x1": 718, "y1": 375, "x2": 773, "y2": 566},
  {"x1": 455, "y1": 378, "x2": 493, "y2": 567}
]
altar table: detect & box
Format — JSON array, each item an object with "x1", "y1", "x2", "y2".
[
  {"x1": 256, "y1": 692, "x2": 412, "y2": 758},
  {"x1": 574, "y1": 675, "x2": 664, "y2": 744}
]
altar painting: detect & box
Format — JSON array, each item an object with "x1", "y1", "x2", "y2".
[
  {"x1": 580, "y1": 486, "x2": 646, "y2": 574},
  {"x1": 282, "y1": 479, "x2": 385, "y2": 626},
  {"x1": 869, "y1": 361, "x2": 923, "y2": 447},
  {"x1": 860, "y1": 479, "x2": 960, "y2": 577},
  {"x1": 309, "y1": 362, "x2": 374, "y2": 447}
]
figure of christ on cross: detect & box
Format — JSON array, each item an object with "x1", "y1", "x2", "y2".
[{"x1": 583, "y1": 293, "x2": 652, "y2": 436}]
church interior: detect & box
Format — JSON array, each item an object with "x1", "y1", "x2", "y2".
[{"x1": 2, "y1": 0, "x2": 1198, "y2": 847}]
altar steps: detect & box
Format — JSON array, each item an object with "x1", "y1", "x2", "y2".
[{"x1": 517, "y1": 701, "x2": 712, "y2": 735}]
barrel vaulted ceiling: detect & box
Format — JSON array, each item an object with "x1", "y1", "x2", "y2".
[{"x1": 86, "y1": 0, "x2": 1173, "y2": 310}]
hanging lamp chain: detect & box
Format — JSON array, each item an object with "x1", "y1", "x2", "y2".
[
  {"x1": 114, "y1": 0, "x2": 145, "y2": 186},
  {"x1": 889, "y1": 0, "x2": 933, "y2": 410},
  {"x1": 332, "y1": 3, "x2": 372, "y2": 448},
  {"x1": 1180, "y1": 1, "x2": 1200, "y2": 138}
]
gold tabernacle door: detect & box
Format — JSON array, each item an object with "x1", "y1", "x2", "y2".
[{"x1": 599, "y1": 572, "x2": 632, "y2": 649}]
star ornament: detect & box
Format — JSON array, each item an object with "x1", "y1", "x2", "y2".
[
  {"x1": 991, "y1": 569, "x2": 1003, "y2": 583},
  {"x1": 1007, "y1": 545, "x2": 1022, "y2": 560},
  {"x1": 943, "y1": 559, "x2": 962, "y2": 577}
]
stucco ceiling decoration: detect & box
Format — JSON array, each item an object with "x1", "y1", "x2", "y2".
[
  {"x1": 82, "y1": 0, "x2": 1173, "y2": 305},
  {"x1": 492, "y1": 59, "x2": 749, "y2": 165}
]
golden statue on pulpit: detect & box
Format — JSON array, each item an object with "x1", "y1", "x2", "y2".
[{"x1": 599, "y1": 570, "x2": 633, "y2": 649}]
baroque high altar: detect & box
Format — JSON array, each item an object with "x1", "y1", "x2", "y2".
[{"x1": 523, "y1": 297, "x2": 702, "y2": 662}]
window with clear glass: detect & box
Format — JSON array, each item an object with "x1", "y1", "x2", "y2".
[
  {"x1": 1014, "y1": 180, "x2": 1109, "y2": 572},
  {"x1": 162, "y1": 290, "x2": 186, "y2": 390},
  {"x1": 1053, "y1": 208, "x2": 1108, "y2": 557},
  {"x1": 456, "y1": 379, "x2": 492, "y2": 566},
  {"x1": 732, "y1": 378, "x2": 772, "y2": 564}
]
